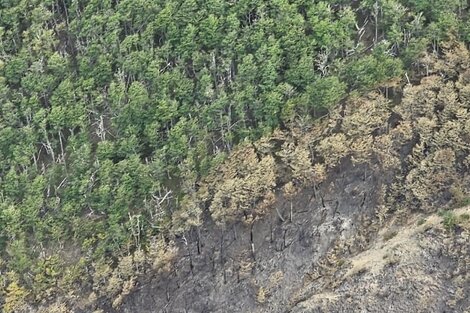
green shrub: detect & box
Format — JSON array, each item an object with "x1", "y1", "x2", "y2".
[{"x1": 439, "y1": 210, "x2": 458, "y2": 231}]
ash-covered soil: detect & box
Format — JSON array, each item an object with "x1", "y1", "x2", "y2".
[{"x1": 118, "y1": 161, "x2": 469, "y2": 313}]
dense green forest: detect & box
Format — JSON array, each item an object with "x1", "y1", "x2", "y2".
[{"x1": 0, "y1": 0, "x2": 470, "y2": 311}]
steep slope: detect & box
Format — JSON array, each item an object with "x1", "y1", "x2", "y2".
[
  {"x1": 289, "y1": 207, "x2": 470, "y2": 313},
  {"x1": 3, "y1": 1, "x2": 470, "y2": 311},
  {"x1": 119, "y1": 158, "x2": 383, "y2": 313},
  {"x1": 116, "y1": 155, "x2": 468, "y2": 313},
  {"x1": 19, "y1": 42, "x2": 470, "y2": 313},
  {"x1": 111, "y1": 44, "x2": 470, "y2": 313}
]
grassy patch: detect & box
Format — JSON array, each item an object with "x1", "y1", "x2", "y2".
[
  {"x1": 456, "y1": 198, "x2": 470, "y2": 208},
  {"x1": 417, "y1": 218, "x2": 426, "y2": 226},
  {"x1": 383, "y1": 230, "x2": 398, "y2": 241},
  {"x1": 439, "y1": 210, "x2": 458, "y2": 231},
  {"x1": 438, "y1": 210, "x2": 469, "y2": 231},
  {"x1": 459, "y1": 213, "x2": 470, "y2": 221}
]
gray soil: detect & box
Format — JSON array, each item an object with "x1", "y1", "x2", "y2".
[{"x1": 111, "y1": 160, "x2": 469, "y2": 313}]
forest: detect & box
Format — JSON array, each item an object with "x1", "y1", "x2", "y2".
[{"x1": 0, "y1": 0, "x2": 470, "y2": 311}]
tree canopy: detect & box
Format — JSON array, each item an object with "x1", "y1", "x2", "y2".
[{"x1": 0, "y1": 0, "x2": 470, "y2": 310}]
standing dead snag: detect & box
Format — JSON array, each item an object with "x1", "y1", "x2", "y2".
[
  {"x1": 282, "y1": 182, "x2": 297, "y2": 223},
  {"x1": 250, "y1": 222, "x2": 256, "y2": 261},
  {"x1": 277, "y1": 141, "x2": 315, "y2": 223}
]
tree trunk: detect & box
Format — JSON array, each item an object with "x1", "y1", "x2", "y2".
[{"x1": 289, "y1": 201, "x2": 293, "y2": 223}]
